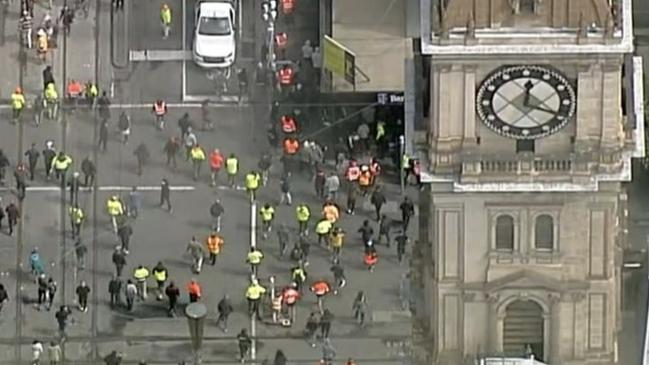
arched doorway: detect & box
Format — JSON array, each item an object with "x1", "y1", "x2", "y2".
[{"x1": 503, "y1": 300, "x2": 544, "y2": 361}]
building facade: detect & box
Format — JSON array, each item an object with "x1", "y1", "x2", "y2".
[{"x1": 414, "y1": 0, "x2": 645, "y2": 364}]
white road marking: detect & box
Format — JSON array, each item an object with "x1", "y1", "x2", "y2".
[
  {"x1": 183, "y1": 94, "x2": 240, "y2": 103},
  {"x1": 0, "y1": 186, "x2": 196, "y2": 192},
  {"x1": 129, "y1": 50, "x2": 192, "y2": 62},
  {"x1": 216, "y1": 185, "x2": 246, "y2": 191},
  {"x1": 182, "y1": 0, "x2": 188, "y2": 101}
]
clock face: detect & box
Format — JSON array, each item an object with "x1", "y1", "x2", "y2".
[{"x1": 476, "y1": 65, "x2": 577, "y2": 140}]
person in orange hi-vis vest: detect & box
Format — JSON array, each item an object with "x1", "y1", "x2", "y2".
[
  {"x1": 283, "y1": 137, "x2": 299, "y2": 155},
  {"x1": 205, "y1": 233, "x2": 224, "y2": 265}
]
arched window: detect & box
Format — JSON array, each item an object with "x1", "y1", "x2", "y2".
[
  {"x1": 534, "y1": 214, "x2": 554, "y2": 250},
  {"x1": 495, "y1": 215, "x2": 515, "y2": 250},
  {"x1": 520, "y1": 0, "x2": 536, "y2": 14}
]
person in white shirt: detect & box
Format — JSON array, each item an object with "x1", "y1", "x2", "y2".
[{"x1": 31, "y1": 340, "x2": 44, "y2": 364}]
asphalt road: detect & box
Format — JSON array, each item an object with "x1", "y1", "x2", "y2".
[{"x1": 0, "y1": 0, "x2": 415, "y2": 364}]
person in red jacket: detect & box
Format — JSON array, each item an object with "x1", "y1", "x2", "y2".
[
  {"x1": 364, "y1": 245, "x2": 378, "y2": 272},
  {"x1": 187, "y1": 279, "x2": 202, "y2": 303},
  {"x1": 310, "y1": 279, "x2": 331, "y2": 313},
  {"x1": 282, "y1": 282, "x2": 301, "y2": 323},
  {"x1": 209, "y1": 148, "x2": 224, "y2": 186}
]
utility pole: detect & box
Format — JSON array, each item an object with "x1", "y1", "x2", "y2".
[
  {"x1": 399, "y1": 135, "x2": 405, "y2": 194},
  {"x1": 249, "y1": 201, "x2": 257, "y2": 361}
]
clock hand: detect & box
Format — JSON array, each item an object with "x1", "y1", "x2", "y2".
[
  {"x1": 522, "y1": 80, "x2": 534, "y2": 107},
  {"x1": 529, "y1": 103, "x2": 555, "y2": 114}
]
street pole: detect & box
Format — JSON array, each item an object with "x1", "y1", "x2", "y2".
[
  {"x1": 250, "y1": 200, "x2": 257, "y2": 361},
  {"x1": 399, "y1": 135, "x2": 405, "y2": 195},
  {"x1": 270, "y1": 275, "x2": 276, "y2": 323},
  {"x1": 185, "y1": 302, "x2": 207, "y2": 365},
  {"x1": 14, "y1": 6, "x2": 26, "y2": 361}
]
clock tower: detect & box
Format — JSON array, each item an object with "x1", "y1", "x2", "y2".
[{"x1": 414, "y1": 0, "x2": 644, "y2": 364}]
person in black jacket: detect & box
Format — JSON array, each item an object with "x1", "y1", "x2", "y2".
[
  {"x1": 216, "y1": 294, "x2": 233, "y2": 332},
  {"x1": 160, "y1": 179, "x2": 171, "y2": 212},
  {"x1": 133, "y1": 143, "x2": 150, "y2": 176},
  {"x1": 98, "y1": 120, "x2": 109, "y2": 152},
  {"x1": 42, "y1": 66, "x2": 55, "y2": 91},
  {"x1": 320, "y1": 309, "x2": 333, "y2": 339},
  {"x1": 0, "y1": 149, "x2": 10, "y2": 185},
  {"x1": 117, "y1": 223, "x2": 133, "y2": 253},
  {"x1": 42, "y1": 143, "x2": 56, "y2": 180},
  {"x1": 6, "y1": 201, "x2": 19, "y2": 236},
  {"x1": 108, "y1": 276, "x2": 122, "y2": 308},
  {"x1": 98, "y1": 91, "x2": 111, "y2": 122},
  {"x1": 165, "y1": 281, "x2": 180, "y2": 317},
  {"x1": 273, "y1": 350, "x2": 287, "y2": 365},
  {"x1": 24, "y1": 143, "x2": 40, "y2": 180},
  {"x1": 103, "y1": 350, "x2": 123, "y2": 365},
  {"x1": 81, "y1": 157, "x2": 96, "y2": 187},
  {"x1": 0, "y1": 284, "x2": 9, "y2": 314},
  {"x1": 111, "y1": 247, "x2": 126, "y2": 277},
  {"x1": 370, "y1": 186, "x2": 386, "y2": 221},
  {"x1": 209, "y1": 199, "x2": 224, "y2": 232},
  {"x1": 76, "y1": 281, "x2": 91, "y2": 312}
]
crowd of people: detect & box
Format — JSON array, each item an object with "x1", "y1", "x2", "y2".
[{"x1": 2, "y1": 0, "x2": 419, "y2": 364}]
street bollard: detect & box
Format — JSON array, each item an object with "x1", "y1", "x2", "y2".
[{"x1": 185, "y1": 302, "x2": 207, "y2": 365}]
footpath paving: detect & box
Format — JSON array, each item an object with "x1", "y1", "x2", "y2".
[{"x1": 0, "y1": 0, "x2": 99, "y2": 101}]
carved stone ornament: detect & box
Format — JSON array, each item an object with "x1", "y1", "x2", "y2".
[
  {"x1": 548, "y1": 292, "x2": 562, "y2": 304},
  {"x1": 466, "y1": 14, "x2": 475, "y2": 39},
  {"x1": 605, "y1": 12, "x2": 615, "y2": 37},
  {"x1": 439, "y1": 7, "x2": 448, "y2": 38},
  {"x1": 486, "y1": 292, "x2": 500, "y2": 304},
  {"x1": 509, "y1": 0, "x2": 520, "y2": 14},
  {"x1": 462, "y1": 291, "x2": 476, "y2": 302},
  {"x1": 578, "y1": 13, "x2": 587, "y2": 37},
  {"x1": 570, "y1": 292, "x2": 586, "y2": 302}
]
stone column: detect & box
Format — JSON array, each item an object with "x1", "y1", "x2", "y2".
[
  {"x1": 463, "y1": 66, "x2": 478, "y2": 148},
  {"x1": 548, "y1": 293, "x2": 562, "y2": 364},
  {"x1": 571, "y1": 292, "x2": 586, "y2": 360},
  {"x1": 600, "y1": 62, "x2": 624, "y2": 150},
  {"x1": 574, "y1": 64, "x2": 601, "y2": 153},
  {"x1": 486, "y1": 293, "x2": 500, "y2": 353}
]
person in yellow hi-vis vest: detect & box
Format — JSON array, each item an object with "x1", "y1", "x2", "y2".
[
  {"x1": 44, "y1": 82, "x2": 59, "y2": 120},
  {"x1": 225, "y1": 153, "x2": 239, "y2": 188},
  {"x1": 244, "y1": 170, "x2": 261, "y2": 202},
  {"x1": 106, "y1": 196, "x2": 124, "y2": 234},
  {"x1": 161, "y1": 4, "x2": 172, "y2": 39},
  {"x1": 11, "y1": 87, "x2": 26, "y2": 124},
  {"x1": 68, "y1": 204, "x2": 85, "y2": 238},
  {"x1": 190, "y1": 144, "x2": 206, "y2": 181}
]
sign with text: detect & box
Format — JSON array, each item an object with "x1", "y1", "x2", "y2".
[
  {"x1": 377, "y1": 92, "x2": 405, "y2": 105},
  {"x1": 323, "y1": 35, "x2": 356, "y2": 85}
]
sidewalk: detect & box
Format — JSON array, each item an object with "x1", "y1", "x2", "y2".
[{"x1": 0, "y1": 0, "x2": 98, "y2": 102}]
